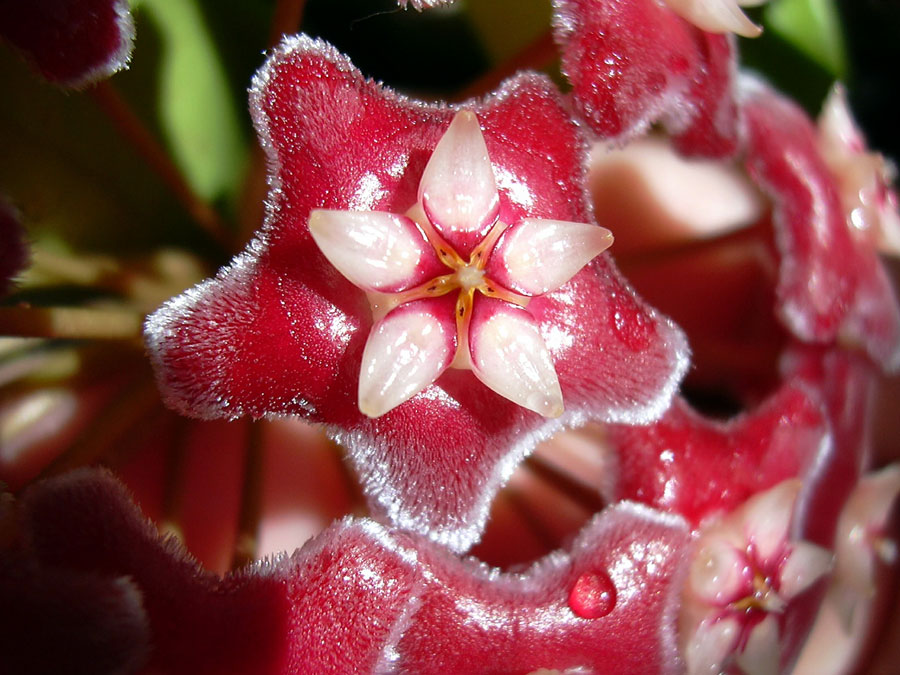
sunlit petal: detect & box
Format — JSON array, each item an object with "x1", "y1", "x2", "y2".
[
  {"x1": 358, "y1": 299, "x2": 457, "y2": 417},
  {"x1": 309, "y1": 209, "x2": 443, "y2": 293},
  {"x1": 664, "y1": 0, "x2": 762, "y2": 37},
  {"x1": 418, "y1": 110, "x2": 500, "y2": 253},
  {"x1": 779, "y1": 541, "x2": 833, "y2": 599},
  {"x1": 469, "y1": 298, "x2": 563, "y2": 417},
  {"x1": 488, "y1": 219, "x2": 613, "y2": 296},
  {"x1": 685, "y1": 617, "x2": 739, "y2": 675}
]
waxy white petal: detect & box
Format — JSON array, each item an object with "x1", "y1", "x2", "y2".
[
  {"x1": 735, "y1": 615, "x2": 781, "y2": 675},
  {"x1": 469, "y1": 300, "x2": 563, "y2": 417},
  {"x1": 779, "y1": 541, "x2": 832, "y2": 599},
  {"x1": 834, "y1": 465, "x2": 900, "y2": 601},
  {"x1": 488, "y1": 219, "x2": 613, "y2": 296},
  {"x1": 685, "y1": 617, "x2": 740, "y2": 675},
  {"x1": 689, "y1": 538, "x2": 747, "y2": 605},
  {"x1": 358, "y1": 302, "x2": 456, "y2": 417},
  {"x1": 309, "y1": 209, "x2": 441, "y2": 293},
  {"x1": 664, "y1": 0, "x2": 762, "y2": 38},
  {"x1": 743, "y1": 480, "x2": 801, "y2": 565},
  {"x1": 418, "y1": 110, "x2": 500, "y2": 250}
]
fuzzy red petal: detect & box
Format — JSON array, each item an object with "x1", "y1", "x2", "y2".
[
  {"x1": 608, "y1": 383, "x2": 829, "y2": 527},
  {"x1": 0, "y1": 0, "x2": 133, "y2": 88},
  {"x1": 741, "y1": 78, "x2": 900, "y2": 371},
  {"x1": 395, "y1": 502, "x2": 691, "y2": 674},
  {"x1": 0, "y1": 551, "x2": 150, "y2": 675},
  {"x1": 553, "y1": 0, "x2": 738, "y2": 156},
  {"x1": 22, "y1": 469, "x2": 423, "y2": 674},
  {"x1": 146, "y1": 36, "x2": 689, "y2": 552}
]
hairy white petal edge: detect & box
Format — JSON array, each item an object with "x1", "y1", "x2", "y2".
[{"x1": 359, "y1": 304, "x2": 456, "y2": 417}]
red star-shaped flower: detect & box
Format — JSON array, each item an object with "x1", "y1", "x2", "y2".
[{"x1": 145, "y1": 35, "x2": 688, "y2": 551}]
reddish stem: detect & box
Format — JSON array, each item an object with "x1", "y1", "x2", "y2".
[
  {"x1": 89, "y1": 81, "x2": 232, "y2": 251},
  {"x1": 231, "y1": 422, "x2": 265, "y2": 571},
  {"x1": 237, "y1": 0, "x2": 308, "y2": 246},
  {"x1": 268, "y1": 0, "x2": 308, "y2": 46}
]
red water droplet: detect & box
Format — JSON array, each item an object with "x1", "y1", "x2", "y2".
[{"x1": 568, "y1": 570, "x2": 616, "y2": 619}]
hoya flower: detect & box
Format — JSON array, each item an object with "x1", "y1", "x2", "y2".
[
  {"x1": 679, "y1": 481, "x2": 833, "y2": 675},
  {"x1": 309, "y1": 108, "x2": 615, "y2": 418},
  {"x1": 2, "y1": 2, "x2": 900, "y2": 672},
  {"x1": 145, "y1": 35, "x2": 688, "y2": 551},
  {"x1": 817, "y1": 84, "x2": 900, "y2": 257},
  {"x1": 0, "y1": 0, "x2": 133, "y2": 88}
]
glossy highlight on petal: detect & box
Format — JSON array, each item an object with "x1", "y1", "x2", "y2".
[
  {"x1": 663, "y1": 0, "x2": 762, "y2": 38},
  {"x1": 685, "y1": 617, "x2": 739, "y2": 675},
  {"x1": 488, "y1": 219, "x2": 613, "y2": 296},
  {"x1": 743, "y1": 479, "x2": 800, "y2": 564},
  {"x1": 359, "y1": 299, "x2": 457, "y2": 417},
  {"x1": 735, "y1": 615, "x2": 780, "y2": 675},
  {"x1": 689, "y1": 538, "x2": 746, "y2": 605},
  {"x1": 309, "y1": 209, "x2": 443, "y2": 293},
  {"x1": 469, "y1": 300, "x2": 563, "y2": 418},
  {"x1": 779, "y1": 541, "x2": 833, "y2": 599},
  {"x1": 419, "y1": 110, "x2": 500, "y2": 253}
]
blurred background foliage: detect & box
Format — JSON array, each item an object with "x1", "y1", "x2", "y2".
[{"x1": 0, "y1": 0, "x2": 898, "y2": 271}]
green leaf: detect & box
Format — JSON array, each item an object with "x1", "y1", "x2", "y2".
[
  {"x1": 764, "y1": 0, "x2": 847, "y2": 79},
  {"x1": 133, "y1": 0, "x2": 246, "y2": 203}
]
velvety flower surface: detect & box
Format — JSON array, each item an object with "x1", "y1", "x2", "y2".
[
  {"x1": 6, "y1": 468, "x2": 421, "y2": 674},
  {"x1": 0, "y1": 0, "x2": 133, "y2": 88},
  {"x1": 5, "y1": 467, "x2": 695, "y2": 675},
  {"x1": 553, "y1": 0, "x2": 740, "y2": 157},
  {"x1": 741, "y1": 78, "x2": 900, "y2": 373},
  {"x1": 145, "y1": 35, "x2": 688, "y2": 552},
  {"x1": 3, "y1": 1, "x2": 900, "y2": 672},
  {"x1": 608, "y1": 382, "x2": 829, "y2": 527}
]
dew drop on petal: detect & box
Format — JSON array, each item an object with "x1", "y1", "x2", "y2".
[{"x1": 568, "y1": 570, "x2": 617, "y2": 619}]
